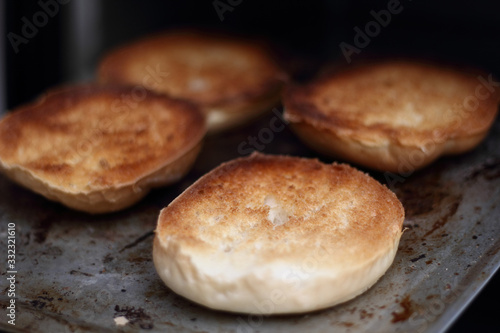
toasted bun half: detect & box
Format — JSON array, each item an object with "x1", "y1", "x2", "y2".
[
  {"x1": 284, "y1": 60, "x2": 500, "y2": 172},
  {"x1": 153, "y1": 153, "x2": 404, "y2": 314},
  {"x1": 98, "y1": 31, "x2": 285, "y2": 133},
  {"x1": 0, "y1": 85, "x2": 206, "y2": 213}
]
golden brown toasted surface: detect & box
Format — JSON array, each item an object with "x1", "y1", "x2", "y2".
[
  {"x1": 0, "y1": 84, "x2": 206, "y2": 193},
  {"x1": 284, "y1": 60, "x2": 500, "y2": 147},
  {"x1": 98, "y1": 31, "x2": 285, "y2": 108},
  {"x1": 157, "y1": 153, "x2": 404, "y2": 266}
]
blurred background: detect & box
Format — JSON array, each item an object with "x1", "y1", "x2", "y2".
[
  {"x1": 3, "y1": 0, "x2": 500, "y2": 109},
  {"x1": 2, "y1": 1, "x2": 500, "y2": 331}
]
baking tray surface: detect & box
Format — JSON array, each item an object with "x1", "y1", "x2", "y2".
[{"x1": 1, "y1": 112, "x2": 500, "y2": 333}]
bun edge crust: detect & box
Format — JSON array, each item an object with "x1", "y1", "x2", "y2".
[
  {"x1": 153, "y1": 231, "x2": 402, "y2": 314},
  {"x1": 286, "y1": 120, "x2": 489, "y2": 172},
  {"x1": 0, "y1": 143, "x2": 202, "y2": 213}
]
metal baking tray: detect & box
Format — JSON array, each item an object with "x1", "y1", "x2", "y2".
[{"x1": 1, "y1": 109, "x2": 499, "y2": 333}]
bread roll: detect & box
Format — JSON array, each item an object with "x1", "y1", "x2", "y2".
[
  {"x1": 0, "y1": 84, "x2": 206, "y2": 213},
  {"x1": 284, "y1": 60, "x2": 500, "y2": 172},
  {"x1": 98, "y1": 31, "x2": 285, "y2": 133},
  {"x1": 153, "y1": 153, "x2": 404, "y2": 314}
]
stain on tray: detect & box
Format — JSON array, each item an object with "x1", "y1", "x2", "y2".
[
  {"x1": 399, "y1": 246, "x2": 416, "y2": 257},
  {"x1": 69, "y1": 270, "x2": 94, "y2": 277},
  {"x1": 391, "y1": 295, "x2": 413, "y2": 323},
  {"x1": 485, "y1": 242, "x2": 500, "y2": 257},
  {"x1": 119, "y1": 230, "x2": 155, "y2": 253},
  {"x1": 114, "y1": 305, "x2": 154, "y2": 330},
  {"x1": 423, "y1": 198, "x2": 461, "y2": 237},
  {"x1": 127, "y1": 255, "x2": 151, "y2": 264},
  {"x1": 41, "y1": 246, "x2": 63, "y2": 259},
  {"x1": 359, "y1": 309, "x2": 374, "y2": 320},
  {"x1": 102, "y1": 254, "x2": 114, "y2": 264},
  {"x1": 28, "y1": 292, "x2": 61, "y2": 313},
  {"x1": 398, "y1": 189, "x2": 447, "y2": 217},
  {"x1": 37, "y1": 295, "x2": 54, "y2": 302},
  {"x1": 466, "y1": 158, "x2": 500, "y2": 181},
  {"x1": 410, "y1": 254, "x2": 426, "y2": 263},
  {"x1": 392, "y1": 171, "x2": 450, "y2": 218},
  {"x1": 32, "y1": 214, "x2": 56, "y2": 243},
  {"x1": 30, "y1": 299, "x2": 47, "y2": 310}
]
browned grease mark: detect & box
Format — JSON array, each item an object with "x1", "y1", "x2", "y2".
[
  {"x1": 486, "y1": 242, "x2": 500, "y2": 257},
  {"x1": 466, "y1": 159, "x2": 500, "y2": 181},
  {"x1": 396, "y1": 186, "x2": 447, "y2": 217},
  {"x1": 30, "y1": 299, "x2": 46, "y2": 309},
  {"x1": 423, "y1": 200, "x2": 461, "y2": 237},
  {"x1": 69, "y1": 270, "x2": 93, "y2": 277},
  {"x1": 391, "y1": 295, "x2": 413, "y2": 323},
  {"x1": 119, "y1": 230, "x2": 155, "y2": 253},
  {"x1": 114, "y1": 305, "x2": 154, "y2": 329},
  {"x1": 27, "y1": 291, "x2": 64, "y2": 314},
  {"x1": 33, "y1": 214, "x2": 55, "y2": 244},
  {"x1": 392, "y1": 166, "x2": 448, "y2": 217},
  {"x1": 410, "y1": 254, "x2": 426, "y2": 263},
  {"x1": 359, "y1": 309, "x2": 374, "y2": 319}
]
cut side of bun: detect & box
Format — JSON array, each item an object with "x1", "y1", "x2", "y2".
[
  {"x1": 0, "y1": 84, "x2": 206, "y2": 213},
  {"x1": 98, "y1": 30, "x2": 286, "y2": 133},
  {"x1": 153, "y1": 153, "x2": 404, "y2": 314},
  {"x1": 284, "y1": 60, "x2": 500, "y2": 172}
]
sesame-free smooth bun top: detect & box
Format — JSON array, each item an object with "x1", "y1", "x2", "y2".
[
  {"x1": 98, "y1": 31, "x2": 284, "y2": 109},
  {"x1": 0, "y1": 84, "x2": 206, "y2": 213},
  {"x1": 154, "y1": 153, "x2": 405, "y2": 314}
]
